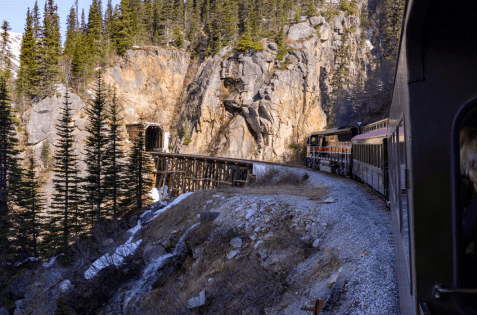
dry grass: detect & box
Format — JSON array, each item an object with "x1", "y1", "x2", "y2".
[{"x1": 136, "y1": 190, "x2": 219, "y2": 245}]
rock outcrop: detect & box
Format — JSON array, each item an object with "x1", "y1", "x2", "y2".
[
  {"x1": 24, "y1": 85, "x2": 88, "y2": 170},
  {"x1": 103, "y1": 47, "x2": 190, "y2": 127},
  {"x1": 171, "y1": 14, "x2": 370, "y2": 161}
]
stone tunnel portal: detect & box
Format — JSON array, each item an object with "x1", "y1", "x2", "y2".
[
  {"x1": 126, "y1": 122, "x2": 169, "y2": 152},
  {"x1": 145, "y1": 125, "x2": 162, "y2": 151}
]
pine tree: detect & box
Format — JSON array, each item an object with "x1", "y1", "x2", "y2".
[
  {"x1": 172, "y1": 26, "x2": 184, "y2": 49},
  {"x1": 64, "y1": 6, "x2": 78, "y2": 59},
  {"x1": 38, "y1": 0, "x2": 62, "y2": 96},
  {"x1": 0, "y1": 77, "x2": 23, "y2": 263},
  {"x1": 122, "y1": 122, "x2": 154, "y2": 212},
  {"x1": 294, "y1": 5, "x2": 302, "y2": 23},
  {"x1": 87, "y1": 0, "x2": 105, "y2": 66},
  {"x1": 32, "y1": 1, "x2": 41, "y2": 40},
  {"x1": 15, "y1": 154, "x2": 44, "y2": 259},
  {"x1": 18, "y1": 9, "x2": 39, "y2": 99},
  {"x1": 47, "y1": 88, "x2": 82, "y2": 254},
  {"x1": 116, "y1": 0, "x2": 133, "y2": 54},
  {"x1": 84, "y1": 71, "x2": 109, "y2": 224},
  {"x1": 104, "y1": 0, "x2": 115, "y2": 53},
  {"x1": 103, "y1": 90, "x2": 126, "y2": 220},
  {"x1": 0, "y1": 21, "x2": 12, "y2": 80},
  {"x1": 305, "y1": 0, "x2": 316, "y2": 18},
  {"x1": 185, "y1": 0, "x2": 198, "y2": 48}
]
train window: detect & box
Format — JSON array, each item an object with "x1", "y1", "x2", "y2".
[{"x1": 455, "y1": 104, "x2": 477, "y2": 308}]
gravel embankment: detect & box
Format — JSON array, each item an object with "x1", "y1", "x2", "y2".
[{"x1": 250, "y1": 163, "x2": 401, "y2": 315}]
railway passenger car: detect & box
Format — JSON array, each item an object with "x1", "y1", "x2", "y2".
[
  {"x1": 351, "y1": 119, "x2": 389, "y2": 197},
  {"x1": 386, "y1": 0, "x2": 477, "y2": 313},
  {"x1": 305, "y1": 127, "x2": 358, "y2": 176},
  {"x1": 304, "y1": 1, "x2": 477, "y2": 313}
]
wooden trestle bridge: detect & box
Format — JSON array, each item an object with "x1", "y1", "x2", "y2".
[{"x1": 149, "y1": 152, "x2": 255, "y2": 199}]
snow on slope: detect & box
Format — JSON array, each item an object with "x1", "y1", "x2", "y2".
[{"x1": 0, "y1": 32, "x2": 23, "y2": 78}]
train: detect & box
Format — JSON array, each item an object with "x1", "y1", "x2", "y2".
[{"x1": 305, "y1": 0, "x2": 477, "y2": 314}]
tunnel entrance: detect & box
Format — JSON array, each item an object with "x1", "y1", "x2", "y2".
[
  {"x1": 126, "y1": 122, "x2": 169, "y2": 152},
  {"x1": 145, "y1": 126, "x2": 162, "y2": 151}
]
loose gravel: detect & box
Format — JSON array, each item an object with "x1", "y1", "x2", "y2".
[{"x1": 250, "y1": 163, "x2": 401, "y2": 315}]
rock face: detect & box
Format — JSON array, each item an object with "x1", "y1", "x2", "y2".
[
  {"x1": 24, "y1": 85, "x2": 88, "y2": 171},
  {"x1": 103, "y1": 47, "x2": 190, "y2": 127},
  {"x1": 171, "y1": 14, "x2": 370, "y2": 161}
]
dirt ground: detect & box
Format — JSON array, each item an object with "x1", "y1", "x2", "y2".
[{"x1": 122, "y1": 165, "x2": 400, "y2": 315}]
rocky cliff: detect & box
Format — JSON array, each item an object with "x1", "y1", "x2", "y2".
[
  {"x1": 103, "y1": 47, "x2": 190, "y2": 126},
  {"x1": 173, "y1": 12, "x2": 371, "y2": 162},
  {"x1": 21, "y1": 11, "x2": 375, "y2": 176},
  {"x1": 98, "y1": 13, "x2": 372, "y2": 162}
]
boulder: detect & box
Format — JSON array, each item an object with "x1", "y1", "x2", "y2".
[
  {"x1": 309, "y1": 16, "x2": 325, "y2": 27},
  {"x1": 334, "y1": 12, "x2": 348, "y2": 34},
  {"x1": 286, "y1": 22, "x2": 315, "y2": 41},
  {"x1": 312, "y1": 238, "x2": 321, "y2": 248},
  {"x1": 319, "y1": 23, "x2": 331, "y2": 41},
  {"x1": 9, "y1": 271, "x2": 33, "y2": 299},
  {"x1": 0, "y1": 308, "x2": 9, "y2": 315},
  {"x1": 187, "y1": 290, "x2": 206, "y2": 308},
  {"x1": 200, "y1": 212, "x2": 220, "y2": 221},
  {"x1": 227, "y1": 250, "x2": 239, "y2": 259},
  {"x1": 59, "y1": 279, "x2": 73, "y2": 293},
  {"x1": 230, "y1": 237, "x2": 243, "y2": 248},
  {"x1": 143, "y1": 243, "x2": 167, "y2": 264},
  {"x1": 267, "y1": 42, "x2": 278, "y2": 51}
]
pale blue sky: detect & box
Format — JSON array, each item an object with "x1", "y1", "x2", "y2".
[{"x1": 0, "y1": 0, "x2": 121, "y2": 42}]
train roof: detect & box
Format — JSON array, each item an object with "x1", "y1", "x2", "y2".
[
  {"x1": 352, "y1": 128, "x2": 388, "y2": 141},
  {"x1": 352, "y1": 125, "x2": 404, "y2": 142},
  {"x1": 309, "y1": 126, "x2": 356, "y2": 136}
]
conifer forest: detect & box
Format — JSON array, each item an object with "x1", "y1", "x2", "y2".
[{"x1": 0, "y1": 0, "x2": 404, "y2": 313}]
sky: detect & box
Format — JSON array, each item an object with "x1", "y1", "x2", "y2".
[{"x1": 0, "y1": 0, "x2": 121, "y2": 41}]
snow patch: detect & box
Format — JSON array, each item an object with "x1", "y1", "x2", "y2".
[
  {"x1": 84, "y1": 238, "x2": 142, "y2": 279},
  {"x1": 13, "y1": 257, "x2": 38, "y2": 267},
  {"x1": 253, "y1": 163, "x2": 274, "y2": 177},
  {"x1": 365, "y1": 40, "x2": 374, "y2": 50},
  {"x1": 84, "y1": 219, "x2": 144, "y2": 279},
  {"x1": 0, "y1": 32, "x2": 22, "y2": 78},
  {"x1": 149, "y1": 188, "x2": 160, "y2": 203},
  {"x1": 43, "y1": 253, "x2": 64, "y2": 268}
]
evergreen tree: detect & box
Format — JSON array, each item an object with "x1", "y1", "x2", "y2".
[
  {"x1": 152, "y1": 0, "x2": 163, "y2": 45},
  {"x1": 122, "y1": 122, "x2": 154, "y2": 212},
  {"x1": 84, "y1": 71, "x2": 109, "y2": 224},
  {"x1": 103, "y1": 90, "x2": 126, "y2": 220},
  {"x1": 185, "y1": 0, "x2": 198, "y2": 48},
  {"x1": 116, "y1": 0, "x2": 133, "y2": 54},
  {"x1": 18, "y1": 9, "x2": 39, "y2": 99},
  {"x1": 38, "y1": 0, "x2": 62, "y2": 96},
  {"x1": 294, "y1": 5, "x2": 302, "y2": 23},
  {"x1": 64, "y1": 6, "x2": 78, "y2": 59},
  {"x1": 0, "y1": 21, "x2": 12, "y2": 80},
  {"x1": 87, "y1": 0, "x2": 105, "y2": 66},
  {"x1": 15, "y1": 154, "x2": 44, "y2": 259},
  {"x1": 104, "y1": 0, "x2": 116, "y2": 53},
  {"x1": 0, "y1": 77, "x2": 23, "y2": 263},
  {"x1": 32, "y1": 1, "x2": 41, "y2": 40},
  {"x1": 305, "y1": 0, "x2": 316, "y2": 18},
  {"x1": 46, "y1": 88, "x2": 82, "y2": 254},
  {"x1": 172, "y1": 26, "x2": 184, "y2": 49}
]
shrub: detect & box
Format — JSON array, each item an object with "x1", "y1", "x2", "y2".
[
  {"x1": 341, "y1": 0, "x2": 358, "y2": 16},
  {"x1": 183, "y1": 136, "x2": 191, "y2": 145},
  {"x1": 322, "y1": 8, "x2": 339, "y2": 21},
  {"x1": 238, "y1": 31, "x2": 264, "y2": 52},
  {"x1": 288, "y1": 143, "x2": 297, "y2": 149}
]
